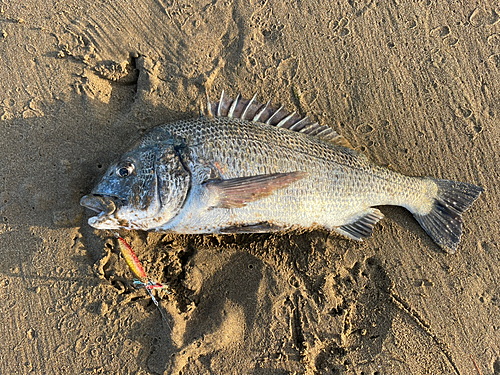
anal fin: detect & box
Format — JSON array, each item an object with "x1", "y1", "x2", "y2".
[{"x1": 334, "y1": 208, "x2": 384, "y2": 241}]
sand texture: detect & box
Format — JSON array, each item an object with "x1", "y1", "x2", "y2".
[{"x1": 1, "y1": 0, "x2": 499, "y2": 374}]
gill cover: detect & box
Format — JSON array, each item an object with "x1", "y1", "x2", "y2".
[{"x1": 154, "y1": 138, "x2": 191, "y2": 228}]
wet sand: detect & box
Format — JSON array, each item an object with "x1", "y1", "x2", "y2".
[{"x1": 1, "y1": 1, "x2": 499, "y2": 374}]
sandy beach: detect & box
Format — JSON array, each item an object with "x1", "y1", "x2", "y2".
[{"x1": 1, "y1": 1, "x2": 499, "y2": 374}]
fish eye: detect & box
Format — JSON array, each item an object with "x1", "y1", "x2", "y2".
[{"x1": 116, "y1": 161, "x2": 135, "y2": 178}]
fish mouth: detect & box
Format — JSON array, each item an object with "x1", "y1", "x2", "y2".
[{"x1": 80, "y1": 194, "x2": 119, "y2": 218}]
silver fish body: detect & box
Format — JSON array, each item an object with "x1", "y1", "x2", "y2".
[{"x1": 81, "y1": 93, "x2": 483, "y2": 253}]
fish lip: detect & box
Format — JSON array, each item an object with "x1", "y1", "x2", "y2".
[{"x1": 80, "y1": 194, "x2": 120, "y2": 216}]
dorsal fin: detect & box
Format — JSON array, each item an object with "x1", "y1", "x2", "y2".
[{"x1": 205, "y1": 92, "x2": 353, "y2": 149}]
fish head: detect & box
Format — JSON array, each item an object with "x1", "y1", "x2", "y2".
[{"x1": 80, "y1": 135, "x2": 191, "y2": 230}]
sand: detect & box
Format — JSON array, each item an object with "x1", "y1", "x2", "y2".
[{"x1": 1, "y1": 0, "x2": 499, "y2": 374}]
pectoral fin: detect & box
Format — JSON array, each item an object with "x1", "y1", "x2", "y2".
[
  {"x1": 205, "y1": 171, "x2": 306, "y2": 209},
  {"x1": 334, "y1": 208, "x2": 384, "y2": 241}
]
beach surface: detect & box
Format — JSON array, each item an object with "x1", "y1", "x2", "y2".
[{"x1": 1, "y1": 1, "x2": 499, "y2": 374}]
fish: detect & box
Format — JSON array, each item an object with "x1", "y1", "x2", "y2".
[{"x1": 80, "y1": 91, "x2": 484, "y2": 253}]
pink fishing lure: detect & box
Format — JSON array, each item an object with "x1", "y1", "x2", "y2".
[
  {"x1": 115, "y1": 234, "x2": 148, "y2": 282},
  {"x1": 114, "y1": 233, "x2": 171, "y2": 294}
]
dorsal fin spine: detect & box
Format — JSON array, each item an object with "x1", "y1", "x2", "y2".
[
  {"x1": 265, "y1": 105, "x2": 284, "y2": 125},
  {"x1": 241, "y1": 93, "x2": 257, "y2": 120},
  {"x1": 276, "y1": 112, "x2": 296, "y2": 128},
  {"x1": 288, "y1": 116, "x2": 308, "y2": 131},
  {"x1": 217, "y1": 90, "x2": 225, "y2": 117},
  {"x1": 253, "y1": 100, "x2": 271, "y2": 122},
  {"x1": 228, "y1": 93, "x2": 240, "y2": 118},
  {"x1": 206, "y1": 93, "x2": 213, "y2": 117}
]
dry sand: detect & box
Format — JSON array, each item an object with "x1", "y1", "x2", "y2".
[{"x1": 1, "y1": 1, "x2": 499, "y2": 374}]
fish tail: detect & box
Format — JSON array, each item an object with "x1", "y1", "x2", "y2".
[{"x1": 412, "y1": 178, "x2": 483, "y2": 253}]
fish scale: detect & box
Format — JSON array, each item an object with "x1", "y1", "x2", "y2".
[
  {"x1": 141, "y1": 117, "x2": 432, "y2": 233},
  {"x1": 81, "y1": 92, "x2": 483, "y2": 253}
]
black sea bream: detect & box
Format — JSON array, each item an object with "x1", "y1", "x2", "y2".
[{"x1": 80, "y1": 92, "x2": 483, "y2": 253}]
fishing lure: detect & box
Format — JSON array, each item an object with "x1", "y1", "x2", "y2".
[{"x1": 113, "y1": 233, "x2": 171, "y2": 311}]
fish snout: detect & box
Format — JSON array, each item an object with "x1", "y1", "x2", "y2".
[{"x1": 80, "y1": 195, "x2": 118, "y2": 216}]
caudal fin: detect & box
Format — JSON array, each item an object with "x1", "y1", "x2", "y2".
[{"x1": 413, "y1": 178, "x2": 483, "y2": 253}]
